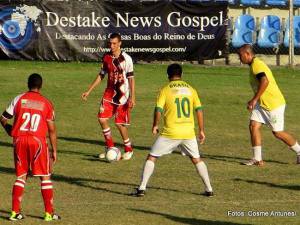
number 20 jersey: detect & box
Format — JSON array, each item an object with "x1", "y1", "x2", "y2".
[
  {"x1": 155, "y1": 80, "x2": 203, "y2": 139},
  {"x1": 3, "y1": 91, "x2": 55, "y2": 138}
]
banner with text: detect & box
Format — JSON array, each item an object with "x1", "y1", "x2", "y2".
[{"x1": 0, "y1": 0, "x2": 228, "y2": 61}]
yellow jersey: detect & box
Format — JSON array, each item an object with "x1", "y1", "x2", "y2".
[
  {"x1": 250, "y1": 57, "x2": 285, "y2": 111},
  {"x1": 155, "y1": 80, "x2": 203, "y2": 139}
]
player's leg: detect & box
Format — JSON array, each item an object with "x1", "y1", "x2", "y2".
[
  {"x1": 191, "y1": 158, "x2": 214, "y2": 197},
  {"x1": 243, "y1": 105, "x2": 265, "y2": 166},
  {"x1": 10, "y1": 137, "x2": 28, "y2": 221},
  {"x1": 40, "y1": 176, "x2": 60, "y2": 221},
  {"x1": 10, "y1": 175, "x2": 27, "y2": 221},
  {"x1": 247, "y1": 120, "x2": 264, "y2": 165},
  {"x1": 269, "y1": 105, "x2": 300, "y2": 163},
  {"x1": 115, "y1": 103, "x2": 133, "y2": 160},
  {"x1": 30, "y1": 136, "x2": 60, "y2": 221},
  {"x1": 133, "y1": 136, "x2": 180, "y2": 196},
  {"x1": 98, "y1": 100, "x2": 115, "y2": 158},
  {"x1": 134, "y1": 155, "x2": 157, "y2": 196},
  {"x1": 180, "y1": 139, "x2": 213, "y2": 196}
]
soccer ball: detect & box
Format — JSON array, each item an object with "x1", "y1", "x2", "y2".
[{"x1": 106, "y1": 147, "x2": 121, "y2": 162}]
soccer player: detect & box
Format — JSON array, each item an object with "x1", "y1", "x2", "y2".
[
  {"x1": 238, "y1": 44, "x2": 300, "y2": 165},
  {"x1": 82, "y1": 33, "x2": 135, "y2": 160},
  {"x1": 132, "y1": 63, "x2": 213, "y2": 197},
  {"x1": 0, "y1": 73, "x2": 60, "y2": 221}
]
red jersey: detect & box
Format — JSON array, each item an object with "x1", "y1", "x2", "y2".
[
  {"x1": 99, "y1": 51, "x2": 134, "y2": 105},
  {"x1": 3, "y1": 91, "x2": 55, "y2": 138}
]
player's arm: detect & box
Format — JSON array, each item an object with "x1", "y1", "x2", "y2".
[
  {"x1": 81, "y1": 74, "x2": 103, "y2": 101},
  {"x1": 0, "y1": 111, "x2": 13, "y2": 136},
  {"x1": 47, "y1": 120, "x2": 57, "y2": 163},
  {"x1": 247, "y1": 72, "x2": 269, "y2": 111},
  {"x1": 152, "y1": 88, "x2": 165, "y2": 135},
  {"x1": 152, "y1": 108, "x2": 162, "y2": 135},
  {"x1": 127, "y1": 57, "x2": 135, "y2": 108},
  {"x1": 128, "y1": 77, "x2": 136, "y2": 108},
  {"x1": 193, "y1": 89, "x2": 205, "y2": 144},
  {"x1": 196, "y1": 109, "x2": 205, "y2": 144}
]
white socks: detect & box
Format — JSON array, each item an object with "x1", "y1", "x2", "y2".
[
  {"x1": 253, "y1": 146, "x2": 262, "y2": 161},
  {"x1": 195, "y1": 161, "x2": 213, "y2": 192},
  {"x1": 291, "y1": 142, "x2": 300, "y2": 155},
  {"x1": 139, "y1": 160, "x2": 155, "y2": 191}
]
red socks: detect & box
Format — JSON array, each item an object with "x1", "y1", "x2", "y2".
[
  {"x1": 41, "y1": 180, "x2": 54, "y2": 214},
  {"x1": 124, "y1": 138, "x2": 133, "y2": 152},
  {"x1": 12, "y1": 179, "x2": 25, "y2": 213},
  {"x1": 103, "y1": 128, "x2": 114, "y2": 148}
]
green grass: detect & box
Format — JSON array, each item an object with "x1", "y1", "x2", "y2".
[{"x1": 0, "y1": 61, "x2": 299, "y2": 225}]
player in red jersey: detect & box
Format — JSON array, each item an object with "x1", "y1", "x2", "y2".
[
  {"x1": 82, "y1": 33, "x2": 135, "y2": 160},
  {"x1": 0, "y1": 74, "x2": 60, "y2": 221}
]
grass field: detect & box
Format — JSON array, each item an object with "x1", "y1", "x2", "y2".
[{"x1": 0, "y1": 61, "x2": 299, "y2": 225}]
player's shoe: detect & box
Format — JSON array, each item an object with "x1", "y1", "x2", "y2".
[
  {"x1": 202, "y1": 191, "x2": 214, "y2": 197},
  {"x1": 99, "y1": 152, "x2": 106, "y2": 159},
  {"x1": 122, "y1": 151, "x2": 133, "y2": 160},
  {"x1": 242, "y1": 159, "x2": 264, "y2": 166},
  {"x1": 131, "y1": 188, "x2": 145, "y2": 197},
  {"x1": 44, "y1": 212, "x2": 61, "y2": 221},
  {"x1": 9, "y1": 211, "x2": 24, "y2": 221},
  {"x1": 98, "y1": 147, "x2": 108, "y2": 159},
  {"x1": 296, "y1": 155, "x2": 300, "y2": 164}
]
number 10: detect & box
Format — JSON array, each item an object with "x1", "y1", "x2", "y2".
[{"x1": 175, "y1": 97, "x2": 190, "y2": 118}]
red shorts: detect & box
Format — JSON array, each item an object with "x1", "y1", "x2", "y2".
[
  {"x1": 13, "y1": 136, "x2": 51, "y2": 177},
  {"x1": 98, "y1": 99, "x2": 130, "y2": 125}
]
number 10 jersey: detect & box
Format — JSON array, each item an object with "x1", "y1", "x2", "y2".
[{"x1": 155, "y1": 80, "x2": 203, "y2": 139}]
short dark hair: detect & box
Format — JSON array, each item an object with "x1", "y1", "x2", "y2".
[
  {"x1": 239, "y1": 44, "x2": 254, "y2": 55},
  {"x1": 28, "y1": 73, "x2": 42, "y2": 90},
  {"x1": 167, "y1": 63, "x2": 182, "y2": 78},
  {"x1": 109, "y1": 33, "x2": 121, "y2": 42}
]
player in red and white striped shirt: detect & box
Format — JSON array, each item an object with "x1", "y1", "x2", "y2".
[
  {"x1": 82, "y1": 33, "x2": 135, "y2": 160},
  {"x1": 0, "y1": 74, "x2": 60, "y2": 221}
]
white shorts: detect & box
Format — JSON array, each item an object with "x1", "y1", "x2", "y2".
[
  {"x1": 150, "y1": 136, "x2": 201, "y2": 159},
  {"x1": 250, "y1": 104, "x2": 285, "y2": 132}
]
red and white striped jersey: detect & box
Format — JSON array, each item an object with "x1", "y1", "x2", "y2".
[{"x1": 99, "y1": 51, "x2": 134, "y2": 105}]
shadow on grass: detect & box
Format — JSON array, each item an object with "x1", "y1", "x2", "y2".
[
  {"x1": 203, "y1": 153, "x2": 288, "y2": 165},
  {"x1": 0, "y1": 141, "x2": 12, "y2": 148},
  {"x1": 129, "y1": 209, "x2": 251, "y2": 225},
  {"x1": 0, "y1": 166, "x2": 198, "y2": 196},
  {"x1": 234, "y1": 178, "x2": 300, "y2": 191},
  {"x1": 58, "y1": 136, "x2": 149, "y2": 151},
  {"x1": 0, "y1": 209, "x2": 44, "y2": 220}
]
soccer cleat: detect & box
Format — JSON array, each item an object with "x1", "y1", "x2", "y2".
[
  {"x1": 202, "y1": 191, "x2": 214, "y2": 197},
  {"x1": 98, "y1": 152, "x2": 106, "y2": 159},
  {"x1": 296, "y1": 155, "x2": 300, "y2": 164},
  {"x1": 98, "y1": 147, "x2": 108, "y2": 159},
  {"x1": 44, "y1": 212, "x2": 61, "y2": 221},
  {"x1": 242, "y1": 159, "x2": 264, "y2": 166},
  {"x1": 131, "y1": 188, "x2": 145, "y2": 197},
  {"x1": 122, "y1": 151, "x2": 133, "y2": 160},
  {"x1": 9, "y1": 211, "x2": 24, "y2": 221}
]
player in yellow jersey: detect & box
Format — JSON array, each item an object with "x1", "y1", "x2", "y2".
[
  {"x1": 238, "y1": 44, "x2": 300, "y2": 165},
  {"x1": 132, "y1": 63, "x2": 213, "y2": 197}
]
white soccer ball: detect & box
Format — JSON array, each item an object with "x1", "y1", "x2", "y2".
[{"x1": 106, "y1": 147, "x2": 121, "y2": 162}]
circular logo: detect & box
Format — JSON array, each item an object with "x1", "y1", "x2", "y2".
[{"x1": 0, "y1": 6, "x2": 34, "y2": 51}]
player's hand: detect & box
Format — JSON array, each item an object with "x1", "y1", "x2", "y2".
[
  {"x1": 247, "y1": 98, "x2": 257, "y2": 111},
  {"x1": 128, "y1": 98, "x2": 136, "y2": 108},
  {"x1": 81, "y1": 91, "x2": 90, "y2": 101},
  {"x1": 198, "y1": 131, "x2": 206, "y2": 144},
  {"x1": 152, "y1": 125, "x2": 159, "y2": 135},
  {"x1": 51, "y1": 151, "x2": 57, "y2": 164}
]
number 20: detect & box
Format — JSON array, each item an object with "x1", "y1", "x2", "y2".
[{"x1": 20, "y1": 113, "x2": 41, "y2": 132}]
